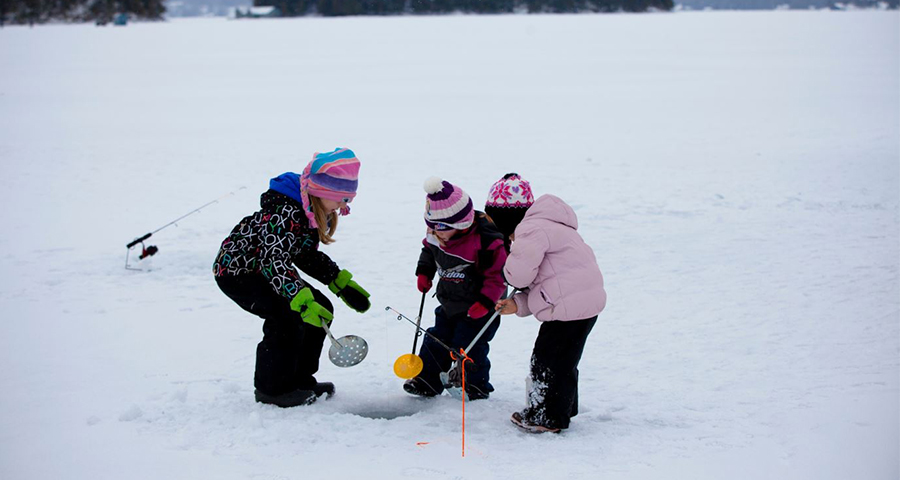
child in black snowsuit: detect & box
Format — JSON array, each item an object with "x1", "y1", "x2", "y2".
[
  {"x1": 213, "y1": 148, "x2": 370, "y2": 408},
  {"x1": 403, "y1": 177, "x2": 508, "y2": 400}
]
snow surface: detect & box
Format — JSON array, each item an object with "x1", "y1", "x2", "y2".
[{"x1": 0, "y1": 10, "x2": 898, "y2": 480}]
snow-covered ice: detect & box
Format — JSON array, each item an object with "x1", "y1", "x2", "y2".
[{"x1": 0, "y1": 10, "x2": 897, "y2": 480}]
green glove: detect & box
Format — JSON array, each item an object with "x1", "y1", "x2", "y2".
[
  {"x1": 290, "y1": 287, "x2": 334, "y2": 327},
  {"x1": 328, "y1": 269, "x2": 371, "y2": 313}
]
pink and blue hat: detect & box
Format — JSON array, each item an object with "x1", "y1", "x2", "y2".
[{"x1": 301, "y1": 148, "x2": 360, "y2": 228}]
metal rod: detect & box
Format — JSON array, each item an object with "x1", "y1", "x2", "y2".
[
  {"x1": 462, "y1": 288, "x2": 517, "y2": 355},
  {"x1": 125, "y1": 187, "x2": 245, "y2": 248},
  {"x1": 149, "y1": 188, "x2": 244, "y2": 235},
  {"x1": 320, "y1": 320, "x2": 342, "y2": 349},
  {"x1": 386, "y1": 306, "x2": 453, "y2": 353}
]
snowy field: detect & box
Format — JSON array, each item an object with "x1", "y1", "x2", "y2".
[{"x1": 0, "y1": 10, "x2": 898, "y2": 480}]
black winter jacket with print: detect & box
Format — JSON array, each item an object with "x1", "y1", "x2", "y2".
[
  {"x1": 415, "y1": 213, "x2": 507, "y2": 318},
  {"x1": 213, "y1": 190, "x2": 340, "y2": 299}
]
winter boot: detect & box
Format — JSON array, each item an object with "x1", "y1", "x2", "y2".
[
  {"x1": 254, "y1": 388, "x2": 317, "y2": 408},
  {"x1": 510, "y1": 411, "x2": 561, "y2": 434},
  {"x1": 465, "y1": 384, "x2": 490, "y2": 401},
  {"x1": 403, "y1": 377, "x2": 440, "y2": 398},
  {"x1": 313, "y1": 382, "x2": 335, "y2": 398}
]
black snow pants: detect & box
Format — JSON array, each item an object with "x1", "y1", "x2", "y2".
[
  {"x1": 216, "y1": 273, "x2": 332, "y2": 396},
  {"x1": 522, "y1": 316, "x2": 597, "y2": 430}
]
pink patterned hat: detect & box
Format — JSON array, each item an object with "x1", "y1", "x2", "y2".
[
  {"x1": 486, "y1": 173, "x2": 534, "y2": 208},
  {"x1": 484, "y1": 173, "x2": 534, "y2": 238}
]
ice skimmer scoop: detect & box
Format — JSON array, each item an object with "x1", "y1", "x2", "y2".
[{"x1": 321, "y1": 320, "x2": 368, "y2": 367}]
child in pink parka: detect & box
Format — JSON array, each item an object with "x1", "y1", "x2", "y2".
[{"x1": 493, "y1": 175, "x2": 606, "y2": 434}]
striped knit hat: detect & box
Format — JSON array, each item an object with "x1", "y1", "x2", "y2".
[
  {"x1": 300, "y1": 148, "x2": 360, "y2": 228},
  {"x1": 423, "y1": 177, "x2": 474, "y2": 231}
]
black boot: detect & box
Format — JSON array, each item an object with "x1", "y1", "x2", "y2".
[
  {"x1": 465, "y1": 384, "x2": 490, "y2": 400},
  {"x1": 403, "y1": 377, "x2": 440, "y2": 397},
  {"x1": 254, "y1": 388, "x2": 317, "y2": 408},
  {"x1": 313, "y1": 382, "x2": 335, "y2": 398}
]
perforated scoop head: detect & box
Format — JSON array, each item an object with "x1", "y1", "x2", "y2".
[
  {"x1": 328, "y1": 335, "x2": 368, "y2": 367},
  {"x1": 393, "y1": 354, "x2": 424, "y2": 379}
]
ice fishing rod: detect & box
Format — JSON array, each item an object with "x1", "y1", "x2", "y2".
[
  {"x1": 439, "y1": 287, "x2": 518, "y2": 400},
  {"x1": 125, "y1": 187, "x2": 245, "y2": 270},
  {"x1": 385, "y1": 306, "x2": 453, "y2": 353}
]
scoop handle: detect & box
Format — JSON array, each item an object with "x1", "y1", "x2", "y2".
[
  {"x1": 462, "y1": 287, "x2": 517, "y2": 355},
  {"x1": 320, "y1": 320, "x2": 342, "y2": 348},
  {"x1": 411, "y1": 291, "x2": 427, "y2": 354}
]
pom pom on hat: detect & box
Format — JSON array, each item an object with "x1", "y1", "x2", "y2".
[
  {"x1": 424, "y1": 176, "x2": 445, "y2": 195},
  {"x1": 423, "y1": 177, "x2": 474, "y2": 231}
]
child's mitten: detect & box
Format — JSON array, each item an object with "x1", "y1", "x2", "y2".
[
  {"x1": 467, "y1": 302, "x2": 490, "y2": 319},
  {"x1": 329, "y1": 269, "x2": 371, "y2": 313},
  {"x1": 290, "y1": 287, "x2": 334, "y2": 327},
  {"x1": 417, "y1": 274, "x2": 433, "y2": 293}
]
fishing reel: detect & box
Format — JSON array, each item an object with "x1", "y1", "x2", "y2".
[{"x1": 125, "y1": 233, "x2": 158, "y2": 270}]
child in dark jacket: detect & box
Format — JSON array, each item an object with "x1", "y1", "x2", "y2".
[
  {"x1": 403, "y1": 178, "x2": 508, "y2": 400},
  {"x1": 213, "y1": 148, "x2": 371, "y2": 408}
]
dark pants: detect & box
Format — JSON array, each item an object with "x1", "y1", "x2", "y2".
[
  {"x1": 522, "y1": 316, "x2": 597, "y2": 429},
  {"x1": 216, "y1": 274, "x2": 332, "y2": 396},
  {"x1": 415, "y1": 306, "x2": 501, "y2": 394}
]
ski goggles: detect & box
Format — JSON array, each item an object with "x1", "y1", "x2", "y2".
[{"x1": 426, "y1": 220, "x2": 454, "y2": 231}]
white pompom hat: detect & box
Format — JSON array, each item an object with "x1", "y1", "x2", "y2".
[{"x1": 423, "y1": 177, "x2": 474, "y2": 231}]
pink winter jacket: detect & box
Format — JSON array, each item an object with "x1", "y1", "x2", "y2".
[{"x1": 504, "y1": 194, "x2": 606, "y2": 322}]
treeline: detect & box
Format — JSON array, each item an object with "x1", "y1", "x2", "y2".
[
  {"x1": 0, "y1": 0, "x2": 671, "y2": 25},
  {"x1": 0, "y1": 0, "x2": 165, "y2": 25},
  {"x1": 256, "y1": 0, "x2": 674, "y2": 16}
]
